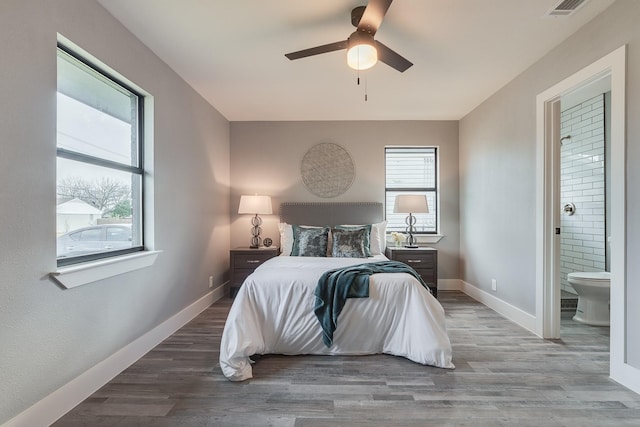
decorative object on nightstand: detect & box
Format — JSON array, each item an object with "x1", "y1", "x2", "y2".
[
  {"x1": 386, "y1": 246, "x2": 438, "y2": 298},
  {"x1": 229, "y1": 247, "x2": 278, "y2": 298},
  {"x1": 393, "y1": 194, "x2": 429, "y2": 248},
  {"x1": 238, "y1": 194, "x2": 272, "y2": 248},
  {"x1": 391, "y1": 231, "x2": 407, "y2": 248},
  {"x1": 263, "y1": 237, "x2": 273, "y2": 247}
]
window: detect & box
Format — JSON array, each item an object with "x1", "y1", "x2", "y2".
[
  {"x1": 385, "y1": 147, "x2": 438, "y2": 234},
  {"x1": 56, "y1": 45, "x2": 144, "y2": 266}
]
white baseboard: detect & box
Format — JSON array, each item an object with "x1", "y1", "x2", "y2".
[
  {"x1": 611, "y1": 357, "x2": 640, "y2": 395},
  {"x1": 4, "y1": 284, "x2": 226, "y2": 427},
  {"x1": 456, "y1": 280, "x2": 537, "y2": 334}
]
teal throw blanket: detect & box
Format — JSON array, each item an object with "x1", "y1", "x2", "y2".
[{"x1": 313, "y1": 261, "x2": 429, "y2": 347}]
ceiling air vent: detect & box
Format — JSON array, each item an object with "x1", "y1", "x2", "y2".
[{"x1": 545, "y1": 0, "x2": 590, "y2": 17}]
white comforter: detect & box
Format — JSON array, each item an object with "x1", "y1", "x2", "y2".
[{"x1": 219, "y1": 255, "x2": 454, "y2": 381}]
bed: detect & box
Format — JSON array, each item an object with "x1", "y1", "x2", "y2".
[{"x1": 219, "y1": 202, "x2": 454, "y2": 381}]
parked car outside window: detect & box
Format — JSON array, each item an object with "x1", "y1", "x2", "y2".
[{"x1": 57, "y1": 224, "x2": 132, "y2": 258}]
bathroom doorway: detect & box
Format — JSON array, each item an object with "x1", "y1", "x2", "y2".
[
  {"x1": 535, "y1": 45, "x2": 636, "y2": 392},
  {"x1": 558, "y1": 80, "x2": 611, "y2": 328}
]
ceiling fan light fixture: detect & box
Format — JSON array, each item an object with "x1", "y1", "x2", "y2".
[{"x1": 347, "y1": 31, "x2": 377, "y2": 70}]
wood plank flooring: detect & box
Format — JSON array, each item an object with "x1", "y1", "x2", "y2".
[{"x1": 54, "y1": 291, "x2": 640, "y2": 426}]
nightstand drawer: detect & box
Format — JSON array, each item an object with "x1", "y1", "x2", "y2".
[
  {"x1": 234, "y1": 254, "x2": 272, "y2": 268},
  {"x1": 392, "y1": 252, "x2": 435, "y2": 268}
]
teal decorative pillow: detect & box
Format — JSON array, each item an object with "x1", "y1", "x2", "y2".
[
  {"x1": 291, "y1": 225, "x2": 329, "y2": 257},
  {"x1": 331, "y1": 227, "x2": 369, "y2": 258},
  {"x1": 335, "y1": 224, "x2": 372, "y2": 256}
]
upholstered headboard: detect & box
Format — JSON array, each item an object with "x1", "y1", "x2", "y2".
[{"x1": 279, "y1": 202, "x2": 384, "y2": 226}]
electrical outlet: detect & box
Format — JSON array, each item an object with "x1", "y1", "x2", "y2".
[
  {"x1": 208, "y1": 276, "x2": 214, "y2": 289},
  {"x1": 491, "y1": 279, "x2": 497, "y2": 291}
]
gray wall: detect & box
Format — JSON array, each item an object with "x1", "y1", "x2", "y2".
[
  {"x1": 459, "y1": 0, "x2": 640, "y2": 367},
  {"x1": 230, "y1": 121, "x2": 460, "y2": 280},
  {"x1": 0, "y1": 0, "x2": 230, "y2": 423}
]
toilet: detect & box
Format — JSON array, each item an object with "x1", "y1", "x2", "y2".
[{"x1": 567, "y1": 271, "x2": 610, "y2": 326}]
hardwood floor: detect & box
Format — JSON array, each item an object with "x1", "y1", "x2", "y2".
[{"x1": 54, "y1": 291, "x2": 640, "y2": 426}]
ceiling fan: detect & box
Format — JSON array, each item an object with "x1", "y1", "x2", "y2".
[{"x1": 285, "y1": 0, "x2": 413, "y2": 73}]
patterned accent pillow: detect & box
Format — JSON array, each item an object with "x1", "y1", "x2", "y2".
[
  {"x1": 338, "y1": 221, "x2": 387, "y2": 254},
  {"x1": 331, "y1": 227, "x2": 369, "y2": 258},
  {"x1": 335, "y1": 224, "x2": 371, "y2": 256},
  {"x1": 291, "y1": 225, "x2": 330, "y2": 257}
]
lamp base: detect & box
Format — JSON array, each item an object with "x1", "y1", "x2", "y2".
[
  {"x1": 249, "y1": 245, "x2": 260, "y2": 249},
  {"x1": 404, "y1": 244, "x2": 419, "y2": 249}
]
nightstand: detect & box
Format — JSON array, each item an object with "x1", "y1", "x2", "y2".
[
  {"x1": 229, "y1": 247, "x2": 278, "y2": 297},
  {"x1": 385, "y1": 246, "x2": 438, "y2": 298}
]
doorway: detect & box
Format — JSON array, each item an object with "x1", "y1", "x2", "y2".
[
  {"x1": 535, "y1": 45, "x2": 635, "y2": 391},
  {"x1": 558, "y1": 81, "x2": 610, "y2": 325}
]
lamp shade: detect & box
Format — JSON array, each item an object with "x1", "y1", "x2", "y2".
[
  {"x1": 393, "y1": 194, "x2": 429, "y2": 214},
  {"x1": 238, "y1": 195, "x2": 272, "y2": 215}
]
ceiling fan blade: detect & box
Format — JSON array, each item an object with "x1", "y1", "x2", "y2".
[
  {"x1": 285, "y1": 40, "x2": 348, "y2": 60},
  {"x1": 358, "y1": 0, "x2": 393, "y2": 35},
  {"x1": 375, "y1": 41, "x2": 413, "y2": 72}
]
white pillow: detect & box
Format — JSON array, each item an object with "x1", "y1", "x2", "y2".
[
  {"x1": 278, "y1": 222, "x2": 294, "y2": 256},
  {"x1": 339, "y1": 220, "x2": 387, "y2": 255},
  {"x1": 372, "y1": 220, "x2": 387, "y2": 254}
]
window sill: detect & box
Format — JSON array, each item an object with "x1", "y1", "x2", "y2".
[
  {"x1": 387, "y1": 234, "x2": 444, "y2": 245},
  {"x1": 50, "y1": 250, "x2": 161, "y2": 289},
  {"x1": 417, "y1": 234, "x2": 444, "y2": 244}
]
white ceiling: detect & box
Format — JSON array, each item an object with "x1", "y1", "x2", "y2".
[{"x1": 97, "y1": 0, "x2": 615, "y2": 121}]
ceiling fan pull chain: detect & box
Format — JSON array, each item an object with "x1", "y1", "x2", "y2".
[
  {"x1": 357, "y1": 68, "x2": 360, "y2": 86},
  {"x1": 365, "y1": 73, "x2": 368, "y2": 102}
]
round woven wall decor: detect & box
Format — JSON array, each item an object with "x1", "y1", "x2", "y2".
[{"x1": 301, "y1": 142, "x2": 355, "y2": 198}]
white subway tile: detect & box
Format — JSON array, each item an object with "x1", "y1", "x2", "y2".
[
  {"x1": 564, "y1": 250, "x2": 584, "y2": 259},
  {"x1": 573, "y1": 195, "x2": 594, "y2": 203},
  {"x1": 582, "y1": 240, "x2": 605, "y2": 249},
  {"x1": 573, "y1": 233, "x2": 594, "y2": 241},
  {"x1": 574, "y1": 221, "x2": 594, "y2": 228},
  {"x1": 573, "y1": 182, "x2": 594, "y2": 191},
  {"x1": 562, "y1": 226, "x2": 583, "y2": 234},
  {"x1": 573, "y1": 170, "x2": 595, "y2": 179},
  {"x1": 564, "y1": 116, "x2": 582, "y2": 127},
  {"x1": 580, "y1": 226, "x2": 605, "y2": 234},
  {"x1": 581, "y1": 107, "x2": 604, "y2": 120},
  {"x1": 573, "y1": 246, "x2": 594, "y2": 254},
  {"x1": 574, "y1": 258, "x2": 595, "y2": 267},
  {"x1": 583, "y1": 188, "x2": 604, "y2": 196},
  {"x1": 563, "y1": 239, "x2": 583, "y2": 246}
]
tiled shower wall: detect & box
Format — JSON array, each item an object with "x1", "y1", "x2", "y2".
[{"x1": 560, "y1": 94, "x2": 606, "y2": 295}]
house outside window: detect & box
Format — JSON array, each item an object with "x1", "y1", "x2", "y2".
[
  {"x1": 385, "y1": 146, "x2": 438, "y2": 234},
  {"x1": 56, "y1": 45, "x2": 144, "y2": 266}
]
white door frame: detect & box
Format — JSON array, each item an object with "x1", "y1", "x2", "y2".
[{"x1": 536, "y1": 45, "x2": 639, "y2": 393}]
